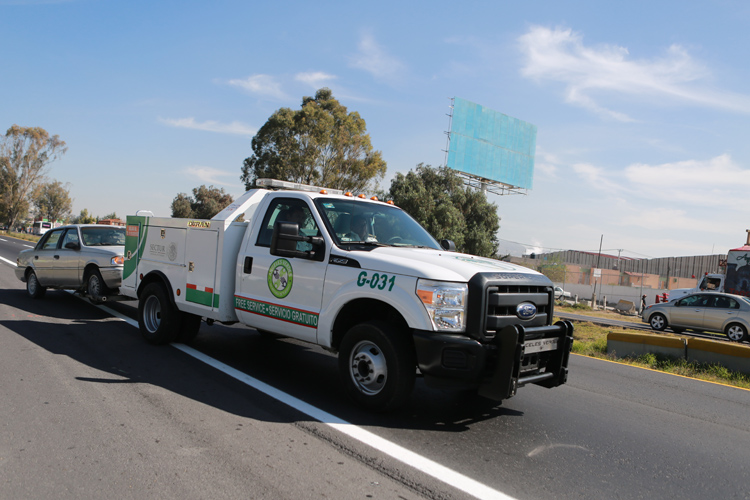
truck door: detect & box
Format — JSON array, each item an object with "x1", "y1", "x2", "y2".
[{"x1": 235, "y1": 198, "x2": 327, "y2": 344}]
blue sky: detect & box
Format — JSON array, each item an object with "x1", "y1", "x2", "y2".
[{"x1": 3, "y1": 0, "x2": 750, "y2": 258}]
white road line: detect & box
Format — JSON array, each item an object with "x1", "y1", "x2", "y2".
[
  {"x1": 91, "y1": 300, "x2": 515, "y2": 500},
  {"x1": 0, "y1": 255, "x2": 16, "y2": 266}
]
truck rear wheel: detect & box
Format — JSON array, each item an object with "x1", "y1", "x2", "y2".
[
  {"x1": 338, "y1": 321, "x2": 415, "y2": 412},
  {"x1": 177, "y1": 313, "x2": 202, "y2": 343},
  {"x1": 139, "y1": 283, "x2": 181, "y2": 345}
]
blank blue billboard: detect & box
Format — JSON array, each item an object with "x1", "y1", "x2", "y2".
[{"x1": 447, "y1": 97, "x2": 536, "y2": 190}]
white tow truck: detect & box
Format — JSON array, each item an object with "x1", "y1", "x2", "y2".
[{"x1": 122, "y1": 179, "x2": 573, "y2": 411}]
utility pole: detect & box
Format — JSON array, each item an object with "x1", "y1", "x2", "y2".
[{"x1": 592, "y1": 235, "x2": 603, "y2": 309}]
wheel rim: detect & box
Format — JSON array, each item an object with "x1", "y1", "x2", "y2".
[
  {"x1": 727, "y1": 325, "x2": 744, "y2": 341},
  {"x1": 142, "y1": 295, "x2": 162, "y2": 333},
  {"x1": 349, "y1": 340, "x2": 387, "y2": 396},
  {"x1": 28, "y1": 273, "x2": 38, "y2": 294},
  {"x1": 651, "y1": 315, "x2": 665, "y2": 329},
  {"x1": 88, "y1": 274, "x2": 101, "y2": 298}
]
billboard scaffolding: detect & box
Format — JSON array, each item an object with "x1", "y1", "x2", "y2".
[{"x1": 444, "y1": 97, "x2": 537, "y2": 195}]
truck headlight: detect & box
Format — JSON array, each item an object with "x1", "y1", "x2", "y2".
[
  {"x1": 111, "y1": 256, "x2": 124, "y2": 266},
  {"x1": 416, "y1": 279, "x2": 467, "y2": 332}
]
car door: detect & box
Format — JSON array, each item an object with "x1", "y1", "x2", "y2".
[
  {"x1": 235, "y1": 197, "x2": 328, "y2": 344},
  {"x1": 670, "y1": 294, "x2": 710, "y2": 329},
  {"x1": 55, "y1": 228, "x2": 83, "y2": 287},
  {"x1": 33, "y1": 229, "x2": 65, "y2": 286},
  {"x1": 702, "y1": 295, "x2": 740, "y2": 333}
]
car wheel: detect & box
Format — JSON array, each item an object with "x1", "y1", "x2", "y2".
[
  {"x1": 649, "y1": 313, "x2": 667, "y2": 331},
  {"x1": 138, "y1": 283, "x2": 182, "y2": 345},
  {"x1": 85, "y1": 268, "x2": 107, "y2": 303},
  {"x1": 725, "y1": 323, "x2": 748, "y2": 343},
  {"x1": 26, "y1": 270, "x2": 46, "y2": 299},
  {"x1": 338, "y1": 321, "x2": 416, "y2": 412}
]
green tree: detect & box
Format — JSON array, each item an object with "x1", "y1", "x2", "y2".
[
  {"x1": 71, "y1": 209, "x2": 97, "y2": 224},
  {"x1": 241, "y1": 88, "x2": 387, "y2": 192},
  {"x1": 171, "y1": 185, "x2": 233, "y2": 219},
  {"x1": 32, "y1": 180, "x2": 73, "y2": 223},
  {"x1": 0, "y1": 125, "x2": 67, "y2": 228},
  {"x1": 388, "y1": 164, "x2": 500, "y2": 257}
]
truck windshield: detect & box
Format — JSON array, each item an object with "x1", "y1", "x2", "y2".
[{"x1": 315, "y1": 198, "x2": 441, "y2": 249}]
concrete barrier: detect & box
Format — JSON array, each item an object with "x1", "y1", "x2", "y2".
[
  {"x1": 687, "y1": 338, "x2": 750, "y2": 375},
  {"x1": 607, "y1": 331, "x2": 686, "y2": 359}
]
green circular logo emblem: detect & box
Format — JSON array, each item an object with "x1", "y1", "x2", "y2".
[{"x1": 267, "y1": 258, "x2": 293, "y2": 298}]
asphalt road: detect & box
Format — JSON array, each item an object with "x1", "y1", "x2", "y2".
[{"x1": 2, "y1": 234, "x2": 749, "y2": 500}]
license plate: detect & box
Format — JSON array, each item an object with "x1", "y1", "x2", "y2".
[{"x1": 524, "y1": 337, "x2": 559, "y2": 354}]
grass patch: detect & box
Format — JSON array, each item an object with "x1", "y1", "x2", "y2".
[
  {"x1": 556, "y1": 302, "x2": 643, "y2": 324},
  {"x1": 559, "y1": 317, "x2": 750, "y2": 390},
  {"x1": 0, "y1": 231, "x2": 40, "y2": 244}
]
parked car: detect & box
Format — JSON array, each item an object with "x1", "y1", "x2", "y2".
[
  {"x1": 15, "y1": 224, "x2": 125, "y2": 302},
  {"x1": 554, "y1": 286, "x2": 572, "y2": 300},
  {"x1": 641, "y1": 292, "x2": 750, "y2": 342}
]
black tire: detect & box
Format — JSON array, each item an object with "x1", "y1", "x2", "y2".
[
  {"x1": 725, "y1": 323, "x2": 748, "y2": 343},
  {"x1": 138, "y1": 283, "x2": 182, "y2": 345},
  {"x1": 649, "y1": 313, "x2": 667, "y2": 331},
  {"x1": 26, "y1": 270, "x2": 46, "y2": 299},
  {"x1": 85, "y1": 268, "x2": 107, "y2": 303},
  {"x1": 176, "y1": 313, "x2": 202, "y2": 343},
  {"x1": 338, "y1": 321, "x2": 416, "y2": 412}
]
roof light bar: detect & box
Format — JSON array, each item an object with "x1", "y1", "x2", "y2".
[{"x1": 255, "y1": 178, "x2": 344, "y2": 196}]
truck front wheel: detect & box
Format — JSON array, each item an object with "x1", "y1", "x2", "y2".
[
  {"x1": 139, "y1": 283, "x2": 181, "y2": 345},
  {"x1": 338, "y1": 321, "x2": 415, "y2": 412}
]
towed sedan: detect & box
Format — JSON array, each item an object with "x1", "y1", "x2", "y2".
[
  {"x1": 15, "y1": 224, "x2": 125, "y2": 302},
  {"x1": 641, "y1": 292, "x2": 750, "y2": 342}
]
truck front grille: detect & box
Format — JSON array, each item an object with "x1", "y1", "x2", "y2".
[{"x1": 486, "y1": 284, "x2": 552, "y2": 333}]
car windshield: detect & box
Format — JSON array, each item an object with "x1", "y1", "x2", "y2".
[
  {"x1": 81, "y1": 227, "x2": 126, "y2": 246},
  {"x1": 315, "y1": 198, "x2": 441, "y2": 249}
]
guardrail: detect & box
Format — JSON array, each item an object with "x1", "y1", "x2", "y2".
[{"x1": 606, "y1": 331, "x2": 750, "y2": 376}]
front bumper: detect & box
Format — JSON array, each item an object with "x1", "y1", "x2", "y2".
[
  {"x1": 413, "y1": 321, "x2": 574, "y2": 400},
  {"x1": 99, "y1": 266, "x2": 123, "y2": 290}
]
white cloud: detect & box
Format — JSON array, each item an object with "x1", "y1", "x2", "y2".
[
  {"x1": 227, "y1": 74, "x2": 288, "y2": 100},
  {"x1": 295, "y1": 71, "x2": 337, "y2": 88},
  {"x1": 184, "y1": 166, "x2": 237, "y2": 186},
  {"x1": 349, "y1": 32, "x2": 406, "y2": 83},
  {"x1": 159, "y1": 117, "x2": 256, "y2": 136},
  {"x1": 518, "y1": 26, "x2": 750, "y2": 119}
]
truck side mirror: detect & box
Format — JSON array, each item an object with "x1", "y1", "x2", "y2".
[
  {"x1": 270, "y1": 222, "x2": 325, "y2": 261},
  {"x1": 440, "y1": 239, "x2": 456, "y2": 251}
]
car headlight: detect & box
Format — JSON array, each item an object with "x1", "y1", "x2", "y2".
[
  {"x1": 111, "y1": 256, "x2": 124, "y2": 266},
  {"x1": 416, "y1": 279, "x2": 467, "y2": 332}
]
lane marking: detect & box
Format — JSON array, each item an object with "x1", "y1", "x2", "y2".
[
  {"x1": 90, "y1": 300, "x2": 514, "y2": 500},
  {"x1": 173, "y1": 343, "x2": 515, "y2": 500},
  {"x1": 0, "y1": 255, "x2": 16, "y2": 266}
]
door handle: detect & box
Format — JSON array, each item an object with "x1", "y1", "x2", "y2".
[{"x1": 243, "y1": 256, "x2": 253, "y2": 274}]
